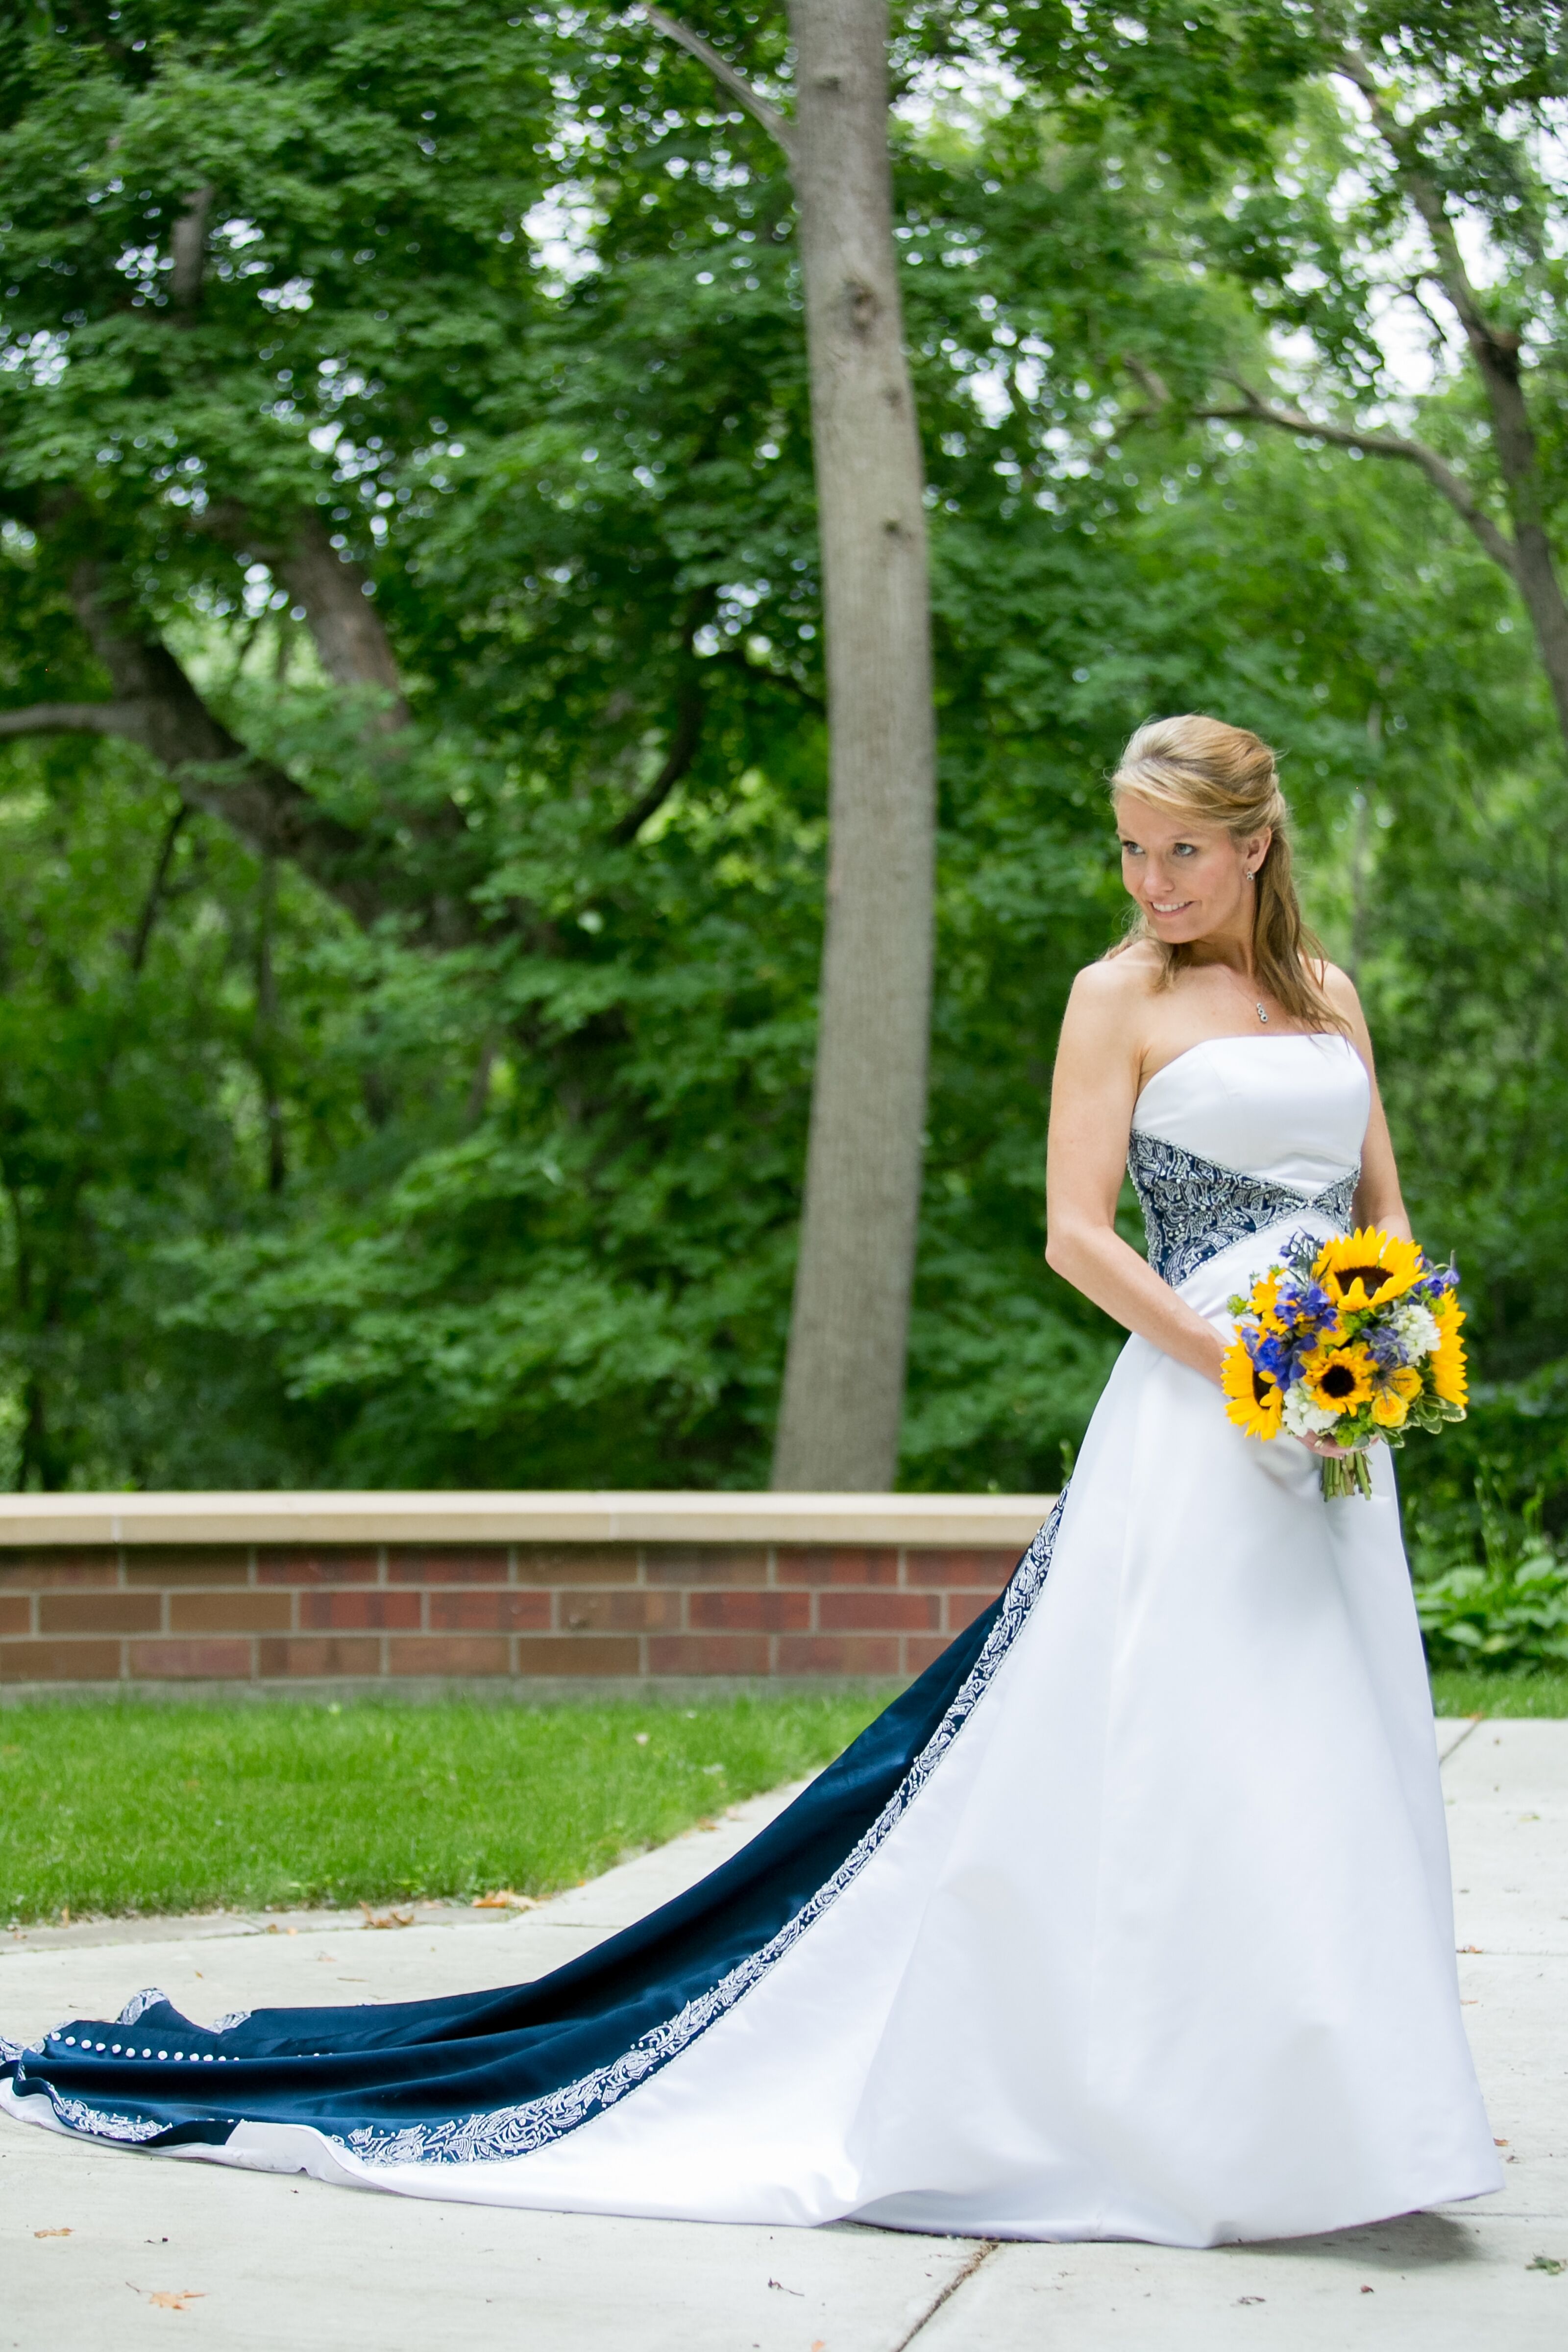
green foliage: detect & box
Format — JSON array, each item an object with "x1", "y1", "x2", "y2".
[
  {"x1": 1412, "y1": 1479, "x2": 1568, "y2": 1670},
  {"x1": 0, "y1": 1691, "x2": 886, "y2": 1922},
  {"x1": 0, "y1": 1, "x2": 1566, "y2": 1537}
]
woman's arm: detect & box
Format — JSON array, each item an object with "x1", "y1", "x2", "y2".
[
  {"x1": 1322, "y1": 967, "x2": 1411, "y2": 1240},
  {"x1": 1044, "y1": 966, "x2": 1231, "y2": 1389}
]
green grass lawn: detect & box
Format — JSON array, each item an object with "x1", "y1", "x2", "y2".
[
  {"x1": 2, "y1": 1668, "x2": 1562, "y2": 1926},
  {"x1": 1428, "y1": 1666, "x2": 1568, "y2": 1718},
  {"x1": 0, "y1": 1692, "x2": 886, "y2": 1926}
]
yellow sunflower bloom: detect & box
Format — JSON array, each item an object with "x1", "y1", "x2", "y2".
[
  {"x1": 1430, "y1": 1291, "x2": 1469, "y2": 1409},
  {"x1": 1300, "y1": 1338, "x2": 1377, "y2": 1418},
  {"x1": 1371, "y1": 1364, "x2": 1422, "y2": 1429},
  {"x1": 1222, "y1": 1339, "x2": 1283, "y2": 1439},
  {"x1": 1247, "y1": 1269, "x2": 1288, "y2": 1336},
  {"x1": 1312, "y1": 1228, "x2": 1425, "y2": 1314}
]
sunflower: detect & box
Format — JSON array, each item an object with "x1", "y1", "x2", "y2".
[
  {"x1": 1371, "y1": 1364, "x2": 1422, "y2": 1429},
  {"x1": 1222, "y1": 1339, "x2": 1283, "y2": 1438},
  {"x1": 1312, "y1": 1228, "x2": 1426, "y2": 1314},
  {"x1": 1429, "y1": 1291, "x2": 1469, "y2": 1409},
  {"x1": 1248, "y1": 1269, "x2": 1288, "y2": 1335},
  {"x1": 1300, "y1": 1338, "x2": 1377, "y2": 1418}
]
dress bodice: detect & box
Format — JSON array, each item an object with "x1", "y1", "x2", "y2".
[{"x1": 1127, "y1": 1034, "x2": 1369, "y2": 1290}]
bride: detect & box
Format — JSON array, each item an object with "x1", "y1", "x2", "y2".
[{"x1": 1, "y1": 714, "x2": 1500, "y2": 2245}]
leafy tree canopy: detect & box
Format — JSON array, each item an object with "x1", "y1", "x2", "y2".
[{"x1": 0, "y1": 1, "x2": 1563, "y2": 1555}]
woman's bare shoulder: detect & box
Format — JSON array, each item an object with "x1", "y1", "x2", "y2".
[
  {"x1": 1059, "y1": 946, "x2": 1161, "y2": 1067},
  {"x1": 1311, "y1": 956, "x2": 1366, "y2": 1026},
  {"x1": 1067, "y1": 942, "x2": 1163, "y2": 1016}
]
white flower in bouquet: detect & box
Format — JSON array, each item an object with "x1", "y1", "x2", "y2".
[
  {"x1": 1389, "y1": 1301, "x2": 1441, "y2": 1361},
  {"x1": 1282, "y1": 1387, "x2": 1340, "y2": 1440}
]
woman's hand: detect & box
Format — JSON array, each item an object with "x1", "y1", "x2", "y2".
[{"x1": 1293, "y1": 1430, "x2": 1355, "y2": 1461}]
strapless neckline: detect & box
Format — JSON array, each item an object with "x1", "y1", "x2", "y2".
[{"x1": 1135, "y1": 1030, "x2": 1356, "y2": 1118}]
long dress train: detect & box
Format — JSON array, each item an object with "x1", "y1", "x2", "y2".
[{"x1": 0, "y1": 1034, "x2": 1502, "y2": 2244}]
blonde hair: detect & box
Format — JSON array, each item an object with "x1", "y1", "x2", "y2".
[{"x1": 1107, "y1": 713, "x2": 1343, "y2": 1030}]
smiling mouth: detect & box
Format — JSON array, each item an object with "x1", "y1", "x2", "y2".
[{"x1": 1150, "y1": 899, "x2": 1195, "y2": 914}]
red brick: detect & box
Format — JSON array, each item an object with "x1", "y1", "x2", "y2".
[
  {"x1": 554, "y1": 1590, "x2": 680, "y2": 1634},
  {"x1": 428, "y1": 1591, "x2": 550, "y2": 1633},
  {"x1": 776, "y1": 1634, "x2": 900, "y2": 1676},
  {"x1": 0, "y1": 1596, "x2": 30, "y2": 1637},
  {"x1": 0, "y1": 1554, "x2": 117, "y2": 1589},
  {"x1": 123, "y1": 1548, "x2": 250, "y2": 1587},
  {"x1": 647, "y1": 1634, "x2": 771, "y2": 1676},
  {"x1": 298, "y1": 1591, "x2": 419, "y2": 1632},
  {"x1": 39, "y1": 1592, "x2": 161, "y2": 1637},
  {"x1": 688, "y1": 1590, "x2": 809, "y2": 1633},
  {"x1": 903, "y1": 1636, "x2": 951, "y2": 1675},
  {"x1": 256, "y1": 1547, "x2": 378, "y2": 1586},
  {"x1": 776, "y1": 1546, "x2": 899, "y2": 1588},
  {"x1": 642, "y1": 1545, "x2": 768, "y2": 1588},
  {"x1": 170, "y1": 1592, "x2": 292, "y2": 1634},
  {"x1": 256, "y1": 1636, "x2": 381, "y2": 1677},
  {"x1": 0, "y1": 1640, "x2": 121, "y2": 1682},
  {"x1": 387, "y1": 1547, "x2": 508, "y2": 1585},
  {"x1": 513, "y1": 1545, "x2": 640, "y2": 1587},
  {"x1": 818, "y1": 1591, "x2": 940, "y2": 1633},
  {"x1": 389, "y1": 1636, "x2": 509, "y2": 1677},
  {"x1": 943, "y1": 1591, "x2": 998, "y2": 1635},
  {"x1": 902, "y1": 1547, "x2": 1019, "y2": 1590},
  {"x1": 513, "y1": 1636, "x2": 640, "y2": 1677},
  {"x1": 129, "y1": 1639, "x2": 251, "y2": 1680}
]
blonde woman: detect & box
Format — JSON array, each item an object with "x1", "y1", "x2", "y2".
[{"x1": 3, "y1": 718, "x2": 1499, "y2": 2246}]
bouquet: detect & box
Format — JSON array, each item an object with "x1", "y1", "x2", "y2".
[{"x1": 1222, "y1": 1228, "x2": 1468, "y2": 1499}]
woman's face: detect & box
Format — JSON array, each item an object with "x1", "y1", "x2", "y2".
[{"x1": 1114, "y1": 791, "x2": 1269, "y2": 947}]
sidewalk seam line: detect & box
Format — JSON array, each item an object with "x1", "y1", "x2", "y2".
[
  {"x1": 888, "y1": 2237, "x2": 1002, "y2": 2352},
  {"x1": 1439, "y1": 1715, "x2": 1490, "y2": 1767}
]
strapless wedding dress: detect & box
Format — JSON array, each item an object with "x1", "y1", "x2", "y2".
[{"x1": 1, "y1": 1035, "x2": 1502, "y2": 2244}]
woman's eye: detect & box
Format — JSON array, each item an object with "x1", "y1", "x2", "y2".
[{"x1": 1172, "y1": 843, "x2": 1198, "y2": 858}]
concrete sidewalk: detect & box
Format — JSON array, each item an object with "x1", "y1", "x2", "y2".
[{"x1": 3, "y1": 1718, "x2": 1565, "y2": 2349}]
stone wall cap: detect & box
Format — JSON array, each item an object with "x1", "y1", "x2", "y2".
[{"x1": 0, "y1": 1491, "x2": 1058, "y2": 1550}]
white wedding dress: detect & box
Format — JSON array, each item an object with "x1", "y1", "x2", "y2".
[{"x1": 1, "y1": 1033, "x2": 1501, "y2": 2243}]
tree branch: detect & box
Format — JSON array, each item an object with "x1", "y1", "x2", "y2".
[
  {"x1": 0, "y1": 700, "x2": 151, "y2": 741},
  {"x1": 612, "y1": 677, "x2": 705, "y2": 843},
  {"x1": 1123, "y1": 360, "x2": 1519, "y2": 580},
  {"x1": 67, "y1": 559, "x2": 388, "y2": 926},
  {"x1": 129, "y1": 802, "x2": 187, "y2": 975},
  {"x1": 170, "y1": 185, "x2": 215, "y2": 312},
  {"x1": 197, "y1": 504, "x2": 409, "y2": 730},
  {"x1": 642, "y1": 7, "x2": 796, "y2": 164},
  {"x1": 1324, "y1": 51, "x2": 1568, "y2": 745}
]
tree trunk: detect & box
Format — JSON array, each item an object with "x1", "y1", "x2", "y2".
[
  {"x1": 770, "y1": 0, "x2": 937, "y2": 1491},
  {"x1": 1399, "y1": 169, "x2": 1568, "y2": 749}
]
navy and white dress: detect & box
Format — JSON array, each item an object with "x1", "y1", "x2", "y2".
[{"x1": 0, "y1": 1036, "x2": 1502, "y2": 2243}]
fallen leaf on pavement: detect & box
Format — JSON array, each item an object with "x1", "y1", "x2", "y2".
[
  {"x1": 34, "y1": 2228, "x2": 71, "y2": 2239},
  {"x1": 472, "y1": 1889, "x2": 539, "y2": 1911},
  {"x1": 147, "y1": 2290, "x2": 205, "y2": 2310},
  {"x1": 360, "y1": 1903, "x2": 415, "y2": 1930},
  {"x1": 1528, "y1": 2254, "x2": 1566, "y2": 2275}
]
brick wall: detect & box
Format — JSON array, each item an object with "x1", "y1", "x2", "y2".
[{"x1": 0, "y1": 1537, "x2": 1024, "y2": 1690}]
